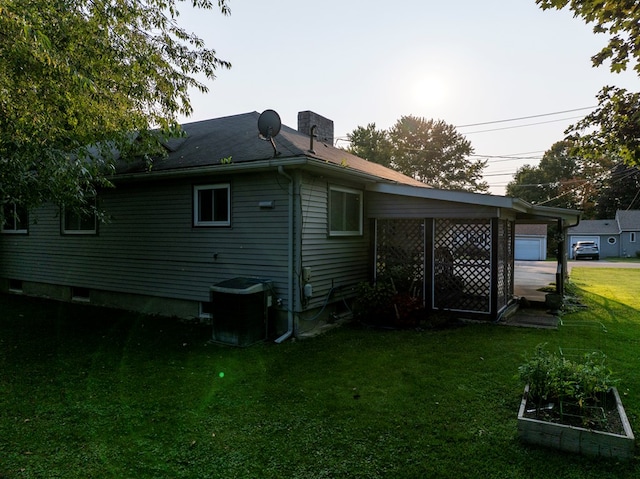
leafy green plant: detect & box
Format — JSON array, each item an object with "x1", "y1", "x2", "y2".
[
  {"x1": 352, "y1": 280, "x2": 395, "y2": 325},
  {"x1": 518, "y1": 344, "x2": 619, "y2": 425},
  {"x1": 353, "y1": 274, "x2": 424, "y2": 327}
]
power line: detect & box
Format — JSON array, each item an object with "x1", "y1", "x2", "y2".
[
  {"x1": 471, "y1": 150, "x2": 545, "y2": 158},
  {"x1": 336, "y1": 107, "x2": 597, "y2": 145},
  {"x1": 496, "y1": 164, "x2": 640, "y2": 198},
  {"x1": 460, "y1": 115, "x2": 586, "y2": 135},
  {"x1": 487, "y1": 157, "x2": 543, "y2": 164},
  {"x1": 455, "y1": 106, "x2": 596, "y2": 128},
  {"x1": 483, "y1": 172, "x2": 522, "y2": 177}
]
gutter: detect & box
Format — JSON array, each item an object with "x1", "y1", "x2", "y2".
[
  {"x1": 110, "y1": 156, "x2": 391, "y2": 185},
  {"x1": 275, "y1": 165, "x2": 294, "y2": 343}
]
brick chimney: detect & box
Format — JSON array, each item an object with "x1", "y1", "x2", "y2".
[{"x1": 297, "y1": 111, "x2": 334, "y2": 146}]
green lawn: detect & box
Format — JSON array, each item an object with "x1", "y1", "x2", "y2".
[{"x1": 1, "y1": 268, "x2": 639, "y2": 478}]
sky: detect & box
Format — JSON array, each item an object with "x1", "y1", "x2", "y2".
[{"x1": 176, "y1": 0, "x2": 638, "y2": 195}]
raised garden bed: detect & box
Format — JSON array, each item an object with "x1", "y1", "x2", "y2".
[{"x1": 517, "y1": 384, "x2": 635, "y2": 460}]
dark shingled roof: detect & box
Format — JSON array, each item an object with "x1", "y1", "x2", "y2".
[
  {"x1": 616, "y1": 210, "x2": 640, "y2": 231},
  {"x1": 568, "y1": 219, "x2": 620, "y2": 235},
  {"x1": 515, "y1": 224, "x2": 547, "y2": 236},
  {"x1": 118, "y1": 112, "x2": 427, "y2": 187}
]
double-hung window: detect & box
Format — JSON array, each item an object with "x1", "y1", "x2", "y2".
[
  {"x1": 194, "y1": 184, "x2": 230, "y2": 227},
  {"x1": 329, "y1": 186, "x2": 363, "y2": 236},
  {"x1": 62, "y1": 204, "x2": 97, "y2": 235},
  {"x1": 1, "y1": 203, "x2": 28, "y2": 234},
  {"x1": 631, "y1": 232, "x2": 637, "y2": 243}
]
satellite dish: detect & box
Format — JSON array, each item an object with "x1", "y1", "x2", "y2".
[{"x1": 258, "y1": 109, "x2": 281, "y2": 139}]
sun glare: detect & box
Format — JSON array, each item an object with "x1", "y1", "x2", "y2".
[{"x1": 410, "y1": 74, "x2": 449, "y2": 109}]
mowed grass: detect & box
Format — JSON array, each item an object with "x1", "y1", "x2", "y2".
[{"x1": 0, "y1": 267, "x2": 639, "y2": 478}]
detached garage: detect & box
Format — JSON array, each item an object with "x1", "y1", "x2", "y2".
[{"x1": 515, "y1": 224, "x2": 547, "y2": 261}]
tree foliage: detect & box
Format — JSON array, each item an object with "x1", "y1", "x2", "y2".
[
  {"x1": 346, "y1": 123, "x2": 393, "y2": 168},
  {"x1": 565, "y1": 86, "x2": 640, "y2": 166},
  {"x1": 536, "y1": 1, "x2": 640, "y2": 167},
  {"x1": 348, "y1": 115, "x2": 488, "y2": 192},
  {"x1": 0, "y1": 0, "x2": 230, "y2": 212},
  {"x1": 505, "y1": 140, "x2": 612, "y2": 217},
  {"x1": 595, "y1": 163, "x2": 640, "y2": 218},
  {"x1": 537, "y1": 0, "x2": 640, "y2": 74}
]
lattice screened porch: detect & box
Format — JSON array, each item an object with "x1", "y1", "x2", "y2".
[
  {"x1": 375, "y1": 219, "x2": 425, "y2": 299},
  {"x1": 374, "y1": 217, "x2": 515, "y2": 320}
]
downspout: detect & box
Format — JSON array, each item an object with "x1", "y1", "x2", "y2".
[{"x1": 275, "y1": 166, "x2": 294, "y2": 343}]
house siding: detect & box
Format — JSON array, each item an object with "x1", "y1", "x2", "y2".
[
  {"x1": 600, "y1": 235, "x2": 621, "y2": 258},
  {"x1": 366, "y1": 191, "x2": 499, "y2": 218},
  {"x1": 299, "y1": 173, "x2": 370, "y2": 313},
  {"x1": 619, "y1": 232, "x2": 639, "y2": 258},
  {"x1": 0, "y1": 172, "x2": 291, "y2": 316}
]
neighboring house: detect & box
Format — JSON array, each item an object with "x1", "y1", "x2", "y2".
[
  {"x1": 616, "y1": 210, "x2": 640, "y2": 258},
  {"x1": 0, "y1": 110, "x2": 580, "y2": 340},
  {"x1": 567, "y1": 210, "x2": 640, "y2": 259},
  {"x1": 514, "y1": 224, "x2": 547, "y2": 261}
]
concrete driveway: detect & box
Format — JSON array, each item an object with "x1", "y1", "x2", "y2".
[
  {"x1": 514, "y1": 261, "x2": 556, "y2": 302},
  {"x1": 514, "y1": 260, "x2": 640, "y2": 302}
]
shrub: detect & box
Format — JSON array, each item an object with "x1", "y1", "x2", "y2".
[
  {"x1": 353, "y1": 277, "x2": 425, "y2": 327},
  {"x1": 352, "y1": 280, "x2": 395, "y2": 326}
]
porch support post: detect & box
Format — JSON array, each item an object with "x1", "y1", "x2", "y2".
[
  {"x1": 490, "y1": 218, "x2": 499, "y2": 318},
  {"x1": 424, "y1": 218, "x2": 434, "y2": 311},
  {"x1": 556, "y1": 218, "x2": 565, "y2": 297}
]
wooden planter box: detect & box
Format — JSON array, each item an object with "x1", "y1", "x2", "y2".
[{"x1": 517, "y1": 385, "x2": 635, "y2": 460}]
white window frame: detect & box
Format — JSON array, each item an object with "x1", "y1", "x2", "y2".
[
  {"x1": 1, "y1": 203, "x2": 28, "y2": 234},
  {"x1": 193, "y1": 183, "x2": 231, "y2": 227},
  {"x1": 62, "y1": 203, "x2": 97, "y2": 235},
  {"x1": 328, "y1": 185, "x2": 363, "y2": 237},
  {"x1": 631, "y1": 232, "x2": 637, "y2": 243}
]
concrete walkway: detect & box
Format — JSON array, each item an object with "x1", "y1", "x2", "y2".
[{"x1": 514, "y1": 260, "x2": 557, "y2": 303}]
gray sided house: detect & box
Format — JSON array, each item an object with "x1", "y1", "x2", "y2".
[
  {"x1": 1, "y1": 111, "x2": 580, "y2": 341},
  {"x1": 567, "y1": 210, "x2": 640, "y2": 259}
]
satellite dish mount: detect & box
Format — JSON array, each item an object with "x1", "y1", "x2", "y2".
[{"x1": 258, "y1": 109, "x2": 282, "y2": 157}]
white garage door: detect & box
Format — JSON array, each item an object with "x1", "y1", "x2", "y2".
[{"x1": 515, "y1": 239, "x2": 544, "y2": 260}]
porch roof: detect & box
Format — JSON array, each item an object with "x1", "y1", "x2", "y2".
[{"x1": 366, "y1": 183, "x2": 581, "y2": 225}]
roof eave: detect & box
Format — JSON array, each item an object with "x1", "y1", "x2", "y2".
[
  {"x1": 526, "y1": 204, "x2": 582, "y2": 225},
  {"x1": 110, "y1": 156, "x2": 406, "y2": 185},
  {"x1": 366, "y1": 183, "x2": 581, "y2": 223},
  {"x1": 367, "y1": 182, "x2": 516, "y2": 208}
]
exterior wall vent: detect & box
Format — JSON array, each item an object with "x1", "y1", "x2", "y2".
[
  {"x1": 8, "y1": 279, "x2": 23, "y2": 292},
  {"x1": 72, "y1": 286, "x2": 91, "y2": 302}
]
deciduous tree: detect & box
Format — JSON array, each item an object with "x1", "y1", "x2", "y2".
[
  {"x1": 0, "y1": 0, "x2": 230, "y2": 214},
  {"x1": 506, "y1": 140, "x2": 610, "y2": 217},
  {"x1": 536, "y1": 0, "x2": 640, "y2": 167},
  {"x1": 595, "y1": 163, "x2": 640, "y2": 218},
  {"x1": 347, "y1": 116, "x2": 488, "y2": 192},
  {"x1": 346, "y1": 123, "x2": 393, "y2": 168}
]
